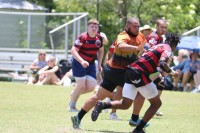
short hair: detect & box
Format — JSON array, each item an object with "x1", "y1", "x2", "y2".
[
  {"x1": 165, "y1": 32, "x2": 180, "y2": 47},
  {"x1": 156, "y1": 18, "x2": 167, "y2": 26},
  {"x1": 88, "y1": 19, "x2": 99, "y2": 25},
  {"x1": 126, "y1": 17, "x2": 139, "y2": 24}
]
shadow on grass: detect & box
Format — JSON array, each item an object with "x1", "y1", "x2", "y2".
[{"x1": 85, "y1": 129, "x2": 129, "y2": 133}]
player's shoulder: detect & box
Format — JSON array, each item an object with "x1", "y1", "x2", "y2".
[{"x1": 77, "y1": 32, "x2": 87, "y2": 39}]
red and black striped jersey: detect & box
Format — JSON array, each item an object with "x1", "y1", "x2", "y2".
[
  {"x1": 129, "y1": 44, "x2": 172, "y2": 74},
  {"x1": 108, "y1": 42, "x2": 115, "y2": 54},
  {"x1": 147, "y1": 31, "x2": 163, "y2": 47},
  {"x1": 74, "y1": 32, "x2": 103, "y2": 63}
]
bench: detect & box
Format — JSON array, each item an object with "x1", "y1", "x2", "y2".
[{"x1": 0, "y1": 48, "x2": 72, "y2": 82}]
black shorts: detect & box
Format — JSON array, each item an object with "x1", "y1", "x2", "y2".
[
  {"x1": 101, "y1": 64, "x2": 126, "y2": 92},
  {"x1": 125, "y1": 68, "x2": 151, "y2": 87},
  {"x1": 153, "y1": 76, "x2": 165, "y2": 91}
]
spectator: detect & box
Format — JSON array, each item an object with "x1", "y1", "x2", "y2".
[
  {"x1": 57, "y1": 69, "x2": 73, "y2": 87},
  {"x1": 35, "y1": 56, "x2": 61, "y2": 85},
  {"x1": 139, "y1": 25, "x2": 153, "y2": 39},
  {"x1": 173, "y1": 49, "x2": 190, "y2": 66},
  {"x1": 173, "y1": 52, "x2": 200, "y2": 91},
  {"x1": 192, "y1": 64, "x2": 200, "y2": 93},
  {"x1": 27, "y1": 50, "x2": 48, "y2": 84}
]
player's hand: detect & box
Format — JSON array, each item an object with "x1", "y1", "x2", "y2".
[
  {"x1": 173, "y1": 71, "x2": 179, "y2": 78},
  {"x1": 81, "y1": 60, "x2": 89, "y2": 68},
  {"x1": 98, "y1": 65, "x2": 102, "y2": 73},
  {"x1": 137, "y1": 41, "x2": 145, "y2": 51}
]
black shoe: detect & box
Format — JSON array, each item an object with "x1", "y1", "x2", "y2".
[
  {"x1": 179, "y1": 86, "x2": 183, "y2": 91},
  {"x1": 91, "y1": 101, "x2": 103, "y2": 121},
  {"x1": 173, "y1": 86, "x2": 178, "y2": 91},
  {"x1": 132, "y1": 128, "x2": 145, "y2": 133}
]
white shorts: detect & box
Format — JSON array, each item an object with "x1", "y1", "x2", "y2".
[{"x1": 123, "y1": 82, "x2": 158, "y2": 100}]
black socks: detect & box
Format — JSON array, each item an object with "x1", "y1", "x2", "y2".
[
  {"x1": 102, "y1": 102, "x2": 112, "y2": 109},
  {"x1": 136, "y1": 120, "x2": 147, "y2": 131},
  {"x1": 77, "y1": 108, "x2": 87, "y2": 121},
  {"x1": 131, "y1": 114, "x2": 139, "y2": 122}
]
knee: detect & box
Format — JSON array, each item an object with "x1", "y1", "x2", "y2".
[
  {"x1": 91, "y1": 95, "x2": 101, "y2": 102},
  {"x1": 121, "y1": 100, "x2": 132, "y2": 109},
  {"x1": 156, "y1": 99, "x2": 162, "y2": 109}
]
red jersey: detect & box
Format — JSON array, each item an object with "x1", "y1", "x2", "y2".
[
  {"x1": 108, "y1": 43, "x2": 115, "y2": 54},
  {"x1": 147, "y1": 31, "x2": 163, "y2": 47},
  {"x1": 130, "y1": 44, "x2": 172, "y2": 74},
  {"x1": 74, "y1": 32, "x2": 103, "y2": 63}
]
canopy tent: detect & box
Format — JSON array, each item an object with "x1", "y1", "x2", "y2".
[{"x1": 0, "y1": 0, "x2": 47, "y2": 11}]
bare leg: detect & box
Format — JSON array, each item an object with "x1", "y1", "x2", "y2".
[
  {"x1": 110, "y1": 97, "x2": 133, "y2": 110},
  {"x1": 182, "y1": 71, "x2": 192, "y2": 91},
  {"x1": 173, "y1": 70, "x2": 182, "y2": 88},
  {"x1": 132, "y1": 93, "x2": 145, "y2": 115},
  {"x1": 110, "y1": 86, "x2": 122, "y2": 114},
  {"x1": 133, "y1": 95, "x2": 162, "y2": 132},
  {"x1": 82, "y1": 86, "x2": 112, "y2": 111},
  {"x1": 141, "y1": 95, "x2": 162, "y2": 122}
]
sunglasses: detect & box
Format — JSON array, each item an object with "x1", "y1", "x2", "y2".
[
  {"x1": 39, "y1": 53, "x2": 46, "y2": 56},
  {"x1": 48, "y1": 60, "x2": 54, "y2": 63}
]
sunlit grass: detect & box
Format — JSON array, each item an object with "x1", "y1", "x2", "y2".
[{"x1": 0, "y1": 82, "x2": 200, "y2": 133}]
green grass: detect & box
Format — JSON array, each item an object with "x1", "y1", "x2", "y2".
[{"x1": 0, "y1": 82, "x2": 200, "y2": 133}]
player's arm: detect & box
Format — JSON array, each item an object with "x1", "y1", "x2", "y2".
[
  {"x1": 71, "y1": 45, "x2": 84, "y2": 63},
  {"x1": 71, "y1": 36, "x2": 89, "y2": 68},
  {"x1": 97, "y1": 46, "x2": 104, "y2": 72},
  {"x1": 118, "y1": 41, "x2": 145, "y2": 51},
  {"x1": 159, "y1": 61, "x2": 177, "y2": 77}
]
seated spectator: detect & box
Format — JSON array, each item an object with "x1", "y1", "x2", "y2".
[
  {"x1": 173, "y1": 49, "x2": 190, "y2": 65},
  {"x1": 173, "y1": 52, "x2": 200, "y2": 91},
  {"x1": 57, "y1": 69, "x2": 73, "y2": 86},
  {"x1": 192, "y1": 64, "x2": 200, "y2": 93},
  {"x1": 27, "y1": 50, "x2": 48, "y2": 84},
  {"x1": 35, "y1": 56, "x2": 61, "y2": 85}
]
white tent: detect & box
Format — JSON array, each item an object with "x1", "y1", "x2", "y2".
[{"x1": 0, "y1": 0, "x2": 47, "y2": 11}]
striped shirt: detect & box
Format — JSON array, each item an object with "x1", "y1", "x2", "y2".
[
  {"x1": 130, "y1": 44, "x2": 172, "y2": 74},
  {"x1": 147, "y1": 31, "x2": 163, "y2": 47},
  {"x1": 74, "y1": 32, "x2": 103, "y2": 63}
]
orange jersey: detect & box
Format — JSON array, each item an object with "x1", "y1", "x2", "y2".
[{"x1": 108, "y1": 31, "x2": 146, "y2": 69}]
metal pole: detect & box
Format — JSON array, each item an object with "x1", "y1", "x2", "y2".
[
  {"x1": 65, "y1": 26, "x2": 68, "y2": 59},
  {"x1": 85, "y1": 15, "x2": 88, "y2": 31},
  {"x1": 27, "y1": 15, "x2": 31, "y2": 48},
  {"x1": 197, "y1": 29, "x2": 200, "y2": 37},
  {"x1": 77, "y1": 19, "x2": 80, "y2": 36},
  {"x1": 73, "y1": 15, "x2": 77, "y2": 44},
  {"x1": 49, "y1": 33, "x2": 55, "y2": 56}
]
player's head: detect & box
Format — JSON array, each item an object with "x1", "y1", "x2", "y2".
[
  {"x1": 87, "y1": 19, "x2": 99, "y2": 36},
  {"x1": 156, "y1": 18, "x2": 168, "y2": 36},
  {"x1": 165, "y1": 32, "x2": 180, "y2": 51},
  {"x1": 125, "y1": 17, "x2": 140, "y2": 37}
]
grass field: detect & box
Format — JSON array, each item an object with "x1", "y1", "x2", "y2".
[{"x1": 0, "y1": 82, "x2": 200, "y2": 133}]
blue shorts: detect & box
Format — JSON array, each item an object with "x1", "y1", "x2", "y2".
[{"x1": 72, "y1": 58, "x2": 96, "y2": 79}]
